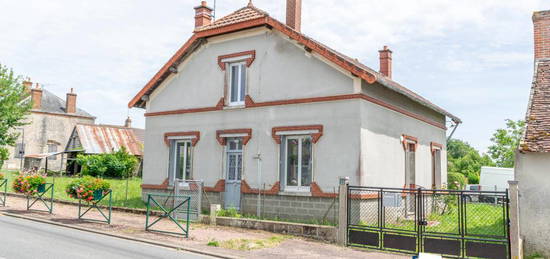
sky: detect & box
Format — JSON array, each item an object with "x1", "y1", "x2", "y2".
[{"x1": 0, "y1": 0, "x2": 548, "y2": 152}]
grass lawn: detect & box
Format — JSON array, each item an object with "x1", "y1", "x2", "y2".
[
  {"x1": 365, "y1": 203, "x2": 506, "y2": 237},
  {"x1": 1, "y1": 170, "x2": 146, "y2": 209}
]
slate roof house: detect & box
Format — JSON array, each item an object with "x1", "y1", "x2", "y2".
[
  {"x1": 515, "y1": 9, "x2": 550, "y2": 257},
  {"x1": 3, "y1": 82, "x2": 96, "y2": 170},
  {"x1": 129, "y1": 0, "x2": 460, "y2": 221}
]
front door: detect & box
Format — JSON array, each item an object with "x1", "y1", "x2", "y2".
[{"x1": 224, "y1": 138, "x2": 242, "y2": 210}]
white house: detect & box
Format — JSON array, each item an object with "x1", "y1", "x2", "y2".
[
  {"x1": 515, "y1": 9, "x2": 550, "y2": 257},
  {"x1": 129, "y1": 0, "x2": 460, "y2": 222}
]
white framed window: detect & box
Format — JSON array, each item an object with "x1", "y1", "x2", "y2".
[
  {"x1": 282, "y1": 135, "x2": 312, "y2": 192},
  {"x1": 172, "y1": 140, "x2": 192, "y2": 181},
  {"x1": 225, "y1": 138, "x2": 243, "y2": 181},
  {"x1": 228, "y1": 62, "x2": 246, "y2": 106}
]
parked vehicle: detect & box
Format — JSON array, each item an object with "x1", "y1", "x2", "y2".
[{"x1": 463, "y1": 167, "x2": 514, "y2": 203}]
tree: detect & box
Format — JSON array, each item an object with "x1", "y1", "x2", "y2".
[
  {"x1": 487, "y1": 119, "x2": 525, "y2": 168},
  {"x1": 447, "y1": 139, "x2": 494, "y2": 184},
  {"x1": 0, "y1": 64, "x2": 31, "y2": 165}
]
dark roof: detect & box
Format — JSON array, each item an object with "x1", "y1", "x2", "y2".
[
  {"x1": 129, "y1": 3, "x2": 460, "y2": 123},
  {"x1": 35, "y1": 89, "x2": 95, "y2": 118},
  {"x1": 521, "y1": 59, "x2": 550, "y2": 152}
]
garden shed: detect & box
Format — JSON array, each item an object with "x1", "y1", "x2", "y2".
[{"x1": 64, "y1": 124, "x2": 144, "y2": 175}]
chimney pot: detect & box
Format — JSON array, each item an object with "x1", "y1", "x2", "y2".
[
  {"x1": 286, "y1": 0, "x2": 302, "y2": 32},
  {"x1": 66, "y1": 89, "x2": 77, "y2": 114},
  {"x1": 194, "y1": 1, "x2": 213, "y2": 29},
  {"x1": 379, "y1": 46, "x2": 393, "y2": 78},
  {"x1": 30, "y1": 83, "x2": 43, "y2": 110},
  {"x1": 533, "y1": 10, "x2": 550, "y2": 60},
  {"x1": 124, "y1": 116, "x2": 132, "y2": 128}
]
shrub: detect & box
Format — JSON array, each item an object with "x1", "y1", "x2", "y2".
[
  {"x1": 12, "y1": 173, "x2": 46, "y2": 195},
  {"x1": 448, "y1": 172, "x2": 467, "y2": 190},
  {"x1": 76, "y1": 147, "x2": 139, "y2": 178},
  {"x1": 466, "y1": 171, "x2": 480, "y2": 184},
  {"x1": 217, "y1": 208, "x2": 242, "y2": 218},
  {"x1": 0, "y1": 147, "x2": 8, "y2": 170},
  {"x1": 65, "y1": 176, "x2": 111, "y2": 202}
]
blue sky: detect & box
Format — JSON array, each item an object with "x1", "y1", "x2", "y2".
[{"x1": 0, "y1": 0, "x2": 547, "y2": 152}]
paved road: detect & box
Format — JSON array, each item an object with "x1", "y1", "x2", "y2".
[{"x1": 0, "y1": 215, "x2": 214, "y2": 259}]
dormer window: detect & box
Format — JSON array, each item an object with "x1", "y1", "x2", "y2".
[{"x1": 229, "y1": 62, "x2": 246, "y2": 106}]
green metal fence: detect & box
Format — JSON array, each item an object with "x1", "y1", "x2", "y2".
[
  {"x1": 78, "y1": 189, "x2": 113, "y2": 224},
  {"x1": 145, "y1": 193, "x2": 191, "y2": 237},
  {"x1": 27, "y1": 183, "x2": 54, "y2": 214},
  {"x1": 0, "y1": 179, "x2": 7, "y2": 206}
]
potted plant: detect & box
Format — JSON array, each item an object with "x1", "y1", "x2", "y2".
[
  {"x1": 66, "y1": 176, "x2": 110, "y2": 202},
  {"x1": 12, "y1": 173, "x2": 47, "y2": 196},
  {"x1": 0, "y1": 172, "x2": 4, "y2": 181}
]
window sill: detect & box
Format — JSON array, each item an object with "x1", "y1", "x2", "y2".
[
  {"x1": 224, "y1": 104, "x2": 245, "y2": 110},
  {"x1": 278, "y1": 191, "x2": 312, "y2": 197}
]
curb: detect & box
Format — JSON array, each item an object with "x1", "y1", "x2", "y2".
[{"x1": 1, "y1": 212, "x2": 240, "y2": 259}]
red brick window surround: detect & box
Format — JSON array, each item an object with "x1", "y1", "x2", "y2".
[
  {"x1": 430, "y1": 142, "x2": 443, "y2": 153},
  {"x1": 271, "y1": 125, "x2": 324, "y2": 144},
  {"x1": 217, "y1": 50, "x2": 256, "y2": 71},
  {"x1": 402, "y1": 134, "x2": 418, "y2": 151},
  {"x1": 216, "y1": 129, "x2": 252, "y2": 145},
  {"x1": 163, "y1": 131, "x2": 200, "y2": 146}
]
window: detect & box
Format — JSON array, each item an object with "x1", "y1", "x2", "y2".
[
  {"x1": 14, "y1": 143, "x2": 24, "y2": 158},
  {"x1": 228, "y1": 62, "x2": 246, "y2": 105},
  {"x1": 225, "y1": 138, "x2": 243, "y2": 181},
  {"x1": 405, "y1": 142, "x2": 416, "y2": 188},
  {"x1": 282, "y1": 136, "x2": 312, "y2": 191},
  {"x1": 47, "y1": 142, "x2": 58, "y2": 160},
  {"x1": 172, "y1": 140, "x2": 192, "y2": 180}
]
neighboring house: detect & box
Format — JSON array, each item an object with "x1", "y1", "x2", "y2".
[
  {"x1": 64, "y1": 121, "x2": 144, "y2": 175},
  {"x1": 129, "y1": 0, "x2": 460, "y2": 221},
  {"x1": 3, "y1": 81, "x2": 95, "y2": 171},
  {"x1": 515, "y1": 10, "x2": 550, "y2": 257}
]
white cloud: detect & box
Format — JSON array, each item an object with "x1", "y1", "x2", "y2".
[{"x1": 0, "y1": 0, "x2": 548, "y2": 151}]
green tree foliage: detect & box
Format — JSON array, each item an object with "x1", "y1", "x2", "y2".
[
  {"x1": 0, "y1": 147, "x2": 8, "y2": 169},
  {"x1": 447, "y1": 172, "x2": 467, "y2": 190},
  {"x1": 0, "y1": 64, "x2": 31, "y2": 164},
  {"x1": 447, "y1": 139, "x2": 494, "y2": 185},
  {"x1": 487, "y1": 119, "x2": 525, "y2": 168},
  {"x1": 76, "y1": 147, "x2": 139, "y2": 178}
]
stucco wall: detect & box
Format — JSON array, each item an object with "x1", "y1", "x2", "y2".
[
  {"x1": 144, "y1": 100, "x2": 361, "y2": 191},
  {"x1": 515, "y1": 152, "x2": 550, "y2": 257},
  {"x1": 147, "y1": 29, "x2": 354, "y2": 113},
  {"x1": 359, "y1": 98, "x2": 447, "y2": 189},
  {"x1": 3, "y1": 112, "x2": 95, "y2": 170}
]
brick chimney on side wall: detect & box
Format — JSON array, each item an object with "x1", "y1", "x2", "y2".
[
  {"x1": 194, "y1": 1, "x2": 213, "y2": 29},
  {"x1": 23, "y1": 80, "x2": 32, "y2": 93},
  {"x1": 286, "y1": 0, "x2": 302, "y2": 32},
  {"x1": 379, "y1": 46, "x2": 393, "y2": 78},
  {"x1": 66, "y1": 88, "x2": 77, "y2": 114},
  {"x1": 534, "y1": 10, "x2": 550, "y2": 60},
  {"x1": 31, "y1": 83, "x2": 42, "y2": 110}
]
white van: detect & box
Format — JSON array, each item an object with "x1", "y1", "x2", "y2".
[{"x1": 479, "y1": 166, "x2": 514, "y2": 192}]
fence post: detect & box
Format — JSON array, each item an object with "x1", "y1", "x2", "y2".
[
  {"x1": 337, "y1": 176, "x2": 349, "y2": 246},
  {"x1": 508, "y1": 180, "x2": 522, "y2": 259},
  {"x1": 210, "y1": 204, "x2": 221, "y2": 226}
]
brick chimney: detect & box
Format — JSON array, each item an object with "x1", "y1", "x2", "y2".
[
  {"x1": 379, "y1": 46, "x2": 393, "y2": 78},
  {"x1": 31, "y1": 83, "x2": 42, "y2": 110},
  {"x1": 124, "y1": 116, "x2": 132, "y2": 128},
  {"x1": 286, "y1": 0, "x2": 302, "y2": 32},
  {"x1": 23, "y1": 79, "x2": 32, "y2": 93},
  {"x1": 66, "y1": 88, "x2": 77, "y2": 114},
  {"x1": 533, "y1": 10, "x2": 550, "y2": 60},
  {"x1": 194, "y1": 1, "x2": 213, "y2": 29}
]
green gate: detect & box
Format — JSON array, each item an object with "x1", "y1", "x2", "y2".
[
  {"x1": 0, "y1": 179, "x2": 7, "y2": 206},
  {"x1": 78, "y1": 189, "x2": 113, "y2": 224}
]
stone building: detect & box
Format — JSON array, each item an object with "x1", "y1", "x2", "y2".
[{"x1": 3, "y1": 81, "x2": 95, "y2": 171}]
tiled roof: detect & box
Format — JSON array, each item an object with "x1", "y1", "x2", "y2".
[
  {"x1": 521, "y1": 60, "x2": 550, "y2": 152},
  {"x1": 195, "y1": 4, "x2": 267, "y2": 32},
  {"x1": 129, "y1": 3, "x2": 460, "y2": 123}
]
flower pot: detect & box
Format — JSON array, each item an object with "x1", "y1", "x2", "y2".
[
  {"x1": 37, "y1": 184, "x2": 46, "y2": 193},
  {"x1": 93, "y1": 189, "x2": 104, "y2": 200}
]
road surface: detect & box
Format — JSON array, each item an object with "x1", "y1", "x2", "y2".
[{"x1": 0, "y1": 215, "x2": 214, "y2": 259}]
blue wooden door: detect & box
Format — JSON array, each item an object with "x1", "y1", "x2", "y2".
[{"x1": 224, "y1": 138, "x2": 242, "y2": 210}]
